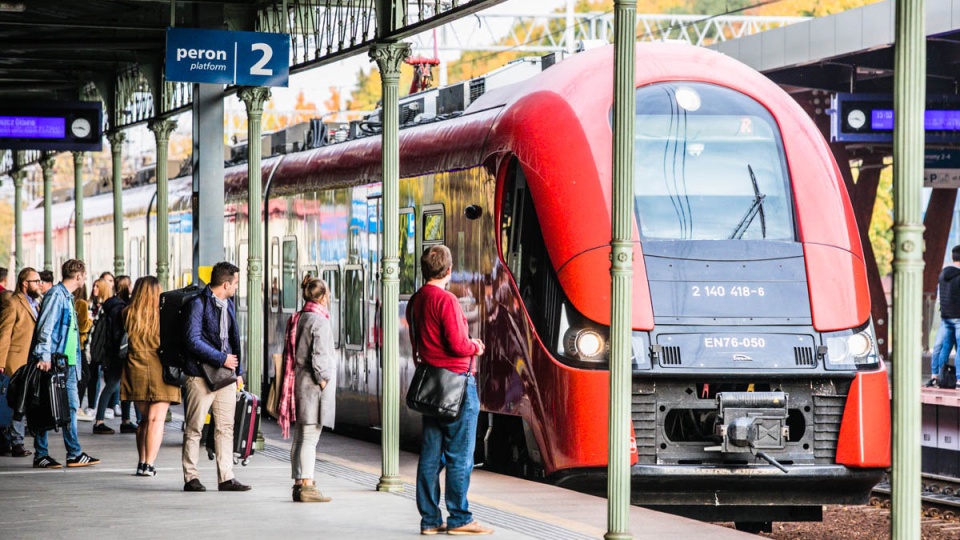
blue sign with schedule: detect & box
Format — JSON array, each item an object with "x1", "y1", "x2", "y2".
[{"x1": 165, "y1": 27, "x2": 289, "y2": 87}]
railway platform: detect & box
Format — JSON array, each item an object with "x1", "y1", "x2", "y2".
[{"x1": 0, "y1": 413, "x2": 756, "y2": 540}]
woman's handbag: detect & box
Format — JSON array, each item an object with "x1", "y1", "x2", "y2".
[{"x1": 405, "y1": 362, "x2": 468, "y2": 420}]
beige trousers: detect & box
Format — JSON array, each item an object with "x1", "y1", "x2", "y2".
[{"x1": 182, "y1": 375, "x2": 236, "y2": 484}]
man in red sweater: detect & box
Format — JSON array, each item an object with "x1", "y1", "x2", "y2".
[{"x1": 406, "y1": 245, "x2": 492, "y2": 536}]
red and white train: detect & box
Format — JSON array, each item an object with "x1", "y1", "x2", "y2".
[{"x1": 23, "y1": 42, "x2": 891, "y2": 528}]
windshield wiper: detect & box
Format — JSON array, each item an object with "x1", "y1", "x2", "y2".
[{"x1": 729, "y1": 164, "x2": 766, "y2": 240}]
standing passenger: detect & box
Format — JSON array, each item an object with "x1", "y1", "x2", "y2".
[
  {"x1": 929, "y1": 245, "x2": 960, "y2": 387},
  {"x1": 279, "y1": 276, "x2": 336, "y2": 502},
  {"x1": 122, "y1": 276, "x2": 180, "y2": 476},
  {"x1": 93, "y1": 276, "x2": 138, "y2": 434},
  {"x1": 73, "y1": 284, "x2": 94, "y2": 422},
  {"x1": 406, "y1": 246, "x2": 492, "y2": 536},
  {"x1": 31, "y1": 259, "x2": 99, "y2": 468},
  {"x1": 38, "y1": 270, "x2": 54, "y2": 295},
  {"x1": 0, "y1": 267, "x2": 41, "y2": 458},
  {"x1": 181, "y1": 261, "x2": 250, "y2": 492}
]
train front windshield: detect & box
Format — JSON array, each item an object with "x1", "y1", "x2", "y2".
[{"x1": 633, "y1": 82, "x2": 795, "y2": 241}]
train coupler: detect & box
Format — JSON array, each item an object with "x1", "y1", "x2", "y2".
[{"x1": 706, "y1": 391, "x2": 790, "y2": 472}]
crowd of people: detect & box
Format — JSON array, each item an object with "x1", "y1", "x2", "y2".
[{"x1": 0, "y1": 249, "x2": 494, "y2": 535}]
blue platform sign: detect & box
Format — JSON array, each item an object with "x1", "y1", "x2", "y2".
[{"x1": 165, "y1": 27, "x2": 289, "y2": 87}]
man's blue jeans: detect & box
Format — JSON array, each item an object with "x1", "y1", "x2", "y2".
[
  {"x1": 34, "y1": 364, "x2": 82, "y2": 459},
  {"x1": 932, "y1": 319, "x2": 960, "y2": 378},
  {"x1": 416, "y1": 375, "x2": 479, "y2": 531}
]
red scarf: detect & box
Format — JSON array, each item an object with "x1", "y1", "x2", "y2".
[{"x1": 278, "y1": 301, "x2": 329, "y2": 438}]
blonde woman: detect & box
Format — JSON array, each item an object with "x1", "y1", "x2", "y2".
[
  {"x1": 73, "y1": 284, "x2": 95, "y2": 422},
  {"x1": 121, "y1": 276, "x2": 181, "y2": 476}
]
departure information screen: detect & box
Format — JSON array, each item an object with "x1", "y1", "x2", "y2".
[
  {"x1": 0, "y1": 116, "x2": 65, "y2": 139},
  {"x1": 831, "y1": 93, "x2": 960, "y2": 143}
]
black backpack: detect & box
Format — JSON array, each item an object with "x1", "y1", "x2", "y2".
[
  {"x1": 89, "y1": 298, "x2": 127, "y2": 371},
  {"x1": 158, "y1": 285, "x2": 202, "y2": 386},
  {"x1": 88, "y1": 315, "x2": 112, "y2": 367},
  {"x1": 940, "y1": 358, "x2": 957, "y2": 389}
]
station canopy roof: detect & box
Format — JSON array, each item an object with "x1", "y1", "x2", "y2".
[{"x1": 710, "y1": 0, "x2": 960, "y2": 94}]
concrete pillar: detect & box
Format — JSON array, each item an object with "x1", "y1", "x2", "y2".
[
  {"x1": 12, "y1": 169, "x2": 25, "y2": 273},
  {"x1": 239, "y1": 86, "x2": 271, "y2": 451},
  {"x1": 606, "y1": 1, "x2": 635, "y2": 539},
  {"x1": 371, "y1": 40, "x2": 410, "y2": 493},
  {"x1": 73, "y1": 152, "x2": 85, "y2": 261},
  {"x1": 108, "y1": 130, "x2": 126, "y2": 276},
  {"x1": 891, "y1": 0, "x2": 925, "y2": 537},
  {"x1": 40, "y1": 154, "x2": 55, "y2": 272},
  {"x1": 149, "y1": 119, "x2": 177, "y2": 290}
]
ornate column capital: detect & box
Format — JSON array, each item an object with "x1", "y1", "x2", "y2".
[
  {"x1": 107, "y1": 130, "x2": 126, "y2": 149},
  {"x1": 72, "y1": 151, "x2": 85, "y2": 166},
  {"x1": 238, "y1": 87, "x2": 272, "y2": 116},
  {"x1": 12, "y1": 169, "x2": 26, "y2": 187},
  {"x1": 148, "y1": 118, "x2": 178, "y2": 143},
  {"x1": 40, "y1": 153, "x2": 56, "y2": 173},
  {"x1": 369, "y1": 41, "x2": 412, "y2": 82}
]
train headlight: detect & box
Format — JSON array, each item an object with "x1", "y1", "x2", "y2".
[
  {"x1": 822, "y1": 321, "x2": 880, "y2": 370},
  {"x1": 562, "y1": 327, "x2": 609, "y2": 364}
]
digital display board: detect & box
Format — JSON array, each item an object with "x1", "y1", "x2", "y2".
[
  {"x1": 0, "y1": 101, "x2": 102, "y2": 151},
  {"x1": 830, "y1": 93, "x2": 960, "y2": 143},
  {"x1": 0, "y1": 116, "x2": 65, "y2": 139}
]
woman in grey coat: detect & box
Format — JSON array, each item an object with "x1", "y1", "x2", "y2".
[{"x1": 285, "y1": 276, "x2": 337, "y2": 502}]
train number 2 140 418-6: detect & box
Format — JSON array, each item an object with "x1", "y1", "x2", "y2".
[{"x1": 690, "y1": 285, "x2": 766, "y2": 297}]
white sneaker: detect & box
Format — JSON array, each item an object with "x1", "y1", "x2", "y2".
[
  {"x1": 83, "y1": 408, "x2": 95, "y2": 417},
  {"x1": 75, "y1": 409, "x2": 94, "y2": 422},
  {"x1": 113, "y1": 405, "x2": 122, "y2": 416},
  {"x1": 104, "y1": 409, "x2": 115, "y2": 419}
]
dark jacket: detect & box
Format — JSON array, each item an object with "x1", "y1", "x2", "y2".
[
  {"x1": 98, "y1": 295, "x2": 128, "y2": 373},
  {"x1": 182, "y1": 286, "x2": 242, "y2": 378},
  {"x1": 941, "y1": 266, "x2": 960, "y2": 319}
]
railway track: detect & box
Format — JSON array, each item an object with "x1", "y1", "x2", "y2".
[{"x1": 871, "y1": 473, "x2": 960, "y2": 521}]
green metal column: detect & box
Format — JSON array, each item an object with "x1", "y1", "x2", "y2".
[
  {"x1": 40, "y1": 154, "x2": 55, "y2": 272},
  {"x1": 371, "y1": 40, "x2": 410, "y2": 493},
  {"x1": 13, "y1": 168, "x2": 25, "y2": 273},
  {"x1": 73, "y1": 152, "x2": 85, "y2": 261},
  {"x1": 892, "y1": 0, "x2": 925, "y2": 537},
  {"x1": 108, "y1": 130, "x2": 126, "y2": 276},
  {"x1": 149, "y1": 119, "x2": 177, "y2": 290},
  {"x1": 239, "y1": 86, "x2": 271, "y2": 451},
  {"x1": 607, "y1": 1, "x2": 635, "y2": 539}
]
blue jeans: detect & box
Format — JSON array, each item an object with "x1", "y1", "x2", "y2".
[
  {"x1": 416, "y1": 376, "x2": 480, "y2": 531},
  {"x1": 0, "y1": 373, "x2": 27, "y2": 447},
  {"x1": 34, "y1": 364, "x2": 82, "y2": 459},
  {"x1": 933, "y1": 318, "x2": 960, "y2": 378}
]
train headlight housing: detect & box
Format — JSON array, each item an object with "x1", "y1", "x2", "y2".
[
  {"x1": 822, "y1": 321, "x2": 881, "y2": 370},
  {"x1": 563, "y1": 327, "x2": 608, "y2": 363}
]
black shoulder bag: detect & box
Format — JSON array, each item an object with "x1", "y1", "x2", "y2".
[{"x1": 404, "y1": 307, "x2": 472, "y2": 421}]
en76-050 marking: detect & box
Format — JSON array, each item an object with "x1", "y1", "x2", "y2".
[{"x1": 691, "y1": 285, "x2": 766, "y2": 297}]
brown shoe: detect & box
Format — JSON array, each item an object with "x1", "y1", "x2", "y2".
[
  {"x1": 421, "y1": 523, "x2": 447, "y2": 535},
  {"x1": 10, "y1": 444, "x2": 32, "y2": 458},
  {"x1": 446, "y1": 521, "x2": 493, "y2": 536},
  {"x1": 298, "y1": 485, "x2": 331, "y2": 503}
]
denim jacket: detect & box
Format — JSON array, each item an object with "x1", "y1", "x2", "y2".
[
  {"x1": 31, "y1": 282, "x2": 82, "y2": 366},
  {"x1": 182, "y1": 286, "x2": 243, "y2": 378}
]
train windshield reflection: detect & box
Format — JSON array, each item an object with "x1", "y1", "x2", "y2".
[{"x1": 632, "y1": 82, "x2": 795, "y2": 241}]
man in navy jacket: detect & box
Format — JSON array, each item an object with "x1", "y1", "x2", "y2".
[{"x1": 180, "y1": 261, "x2": 250, "y2": 492}]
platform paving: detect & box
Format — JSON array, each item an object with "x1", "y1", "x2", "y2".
[{"x1": 0, "y1": 411, "x2": 757, "y2": 539}]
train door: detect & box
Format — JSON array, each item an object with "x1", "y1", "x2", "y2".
[{"x1": 366, "y1": 196, "x2": 383, "y2": 428}]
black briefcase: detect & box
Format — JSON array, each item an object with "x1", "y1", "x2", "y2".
[{"x1": 26, "y1": 356, "x2": 70, "y2": 433}]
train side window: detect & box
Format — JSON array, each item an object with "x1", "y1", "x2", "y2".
[
  {"x1": 422, "y1": 204, "x2": 445, "y2": 248},
  {"x1": 282, "y1": 237, "x2": 298, "y2": 313},
  {"x1": 344, "y1": 265, "x2": 365, "y2": 350},
  {"x1": 270, "y1": 238, "x2": 280, "y2": 312},
  {"x1": 301, "y1": 265, "x2": 318, "y2": 307},
  {"x1": 323, "y1": 265, "x2": 341, "y2": 349},
  {"x1": 399, "y1": 208, "x2": 416, "y2": 295},
  {"x1": 238, "y1": 241, "x2": 249, "y2": 309}
]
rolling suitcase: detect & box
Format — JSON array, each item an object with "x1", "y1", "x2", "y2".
[
  {"x1": 26, "y1": 357, "x2": 70, "y2": 434},
  {"x1": 158, "y1": 285, "x2": 202, "y2": 386},
  {"x1": 234, "y1": 390, "x2": 260, "y2": 465},
  {"x1": 203, "y1": 391, "x2": 261, "y2": 466}
]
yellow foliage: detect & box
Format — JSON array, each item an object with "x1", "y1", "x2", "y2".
[{"x1": 870, "y1": 163, "x2": 894, "y2": 276}]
